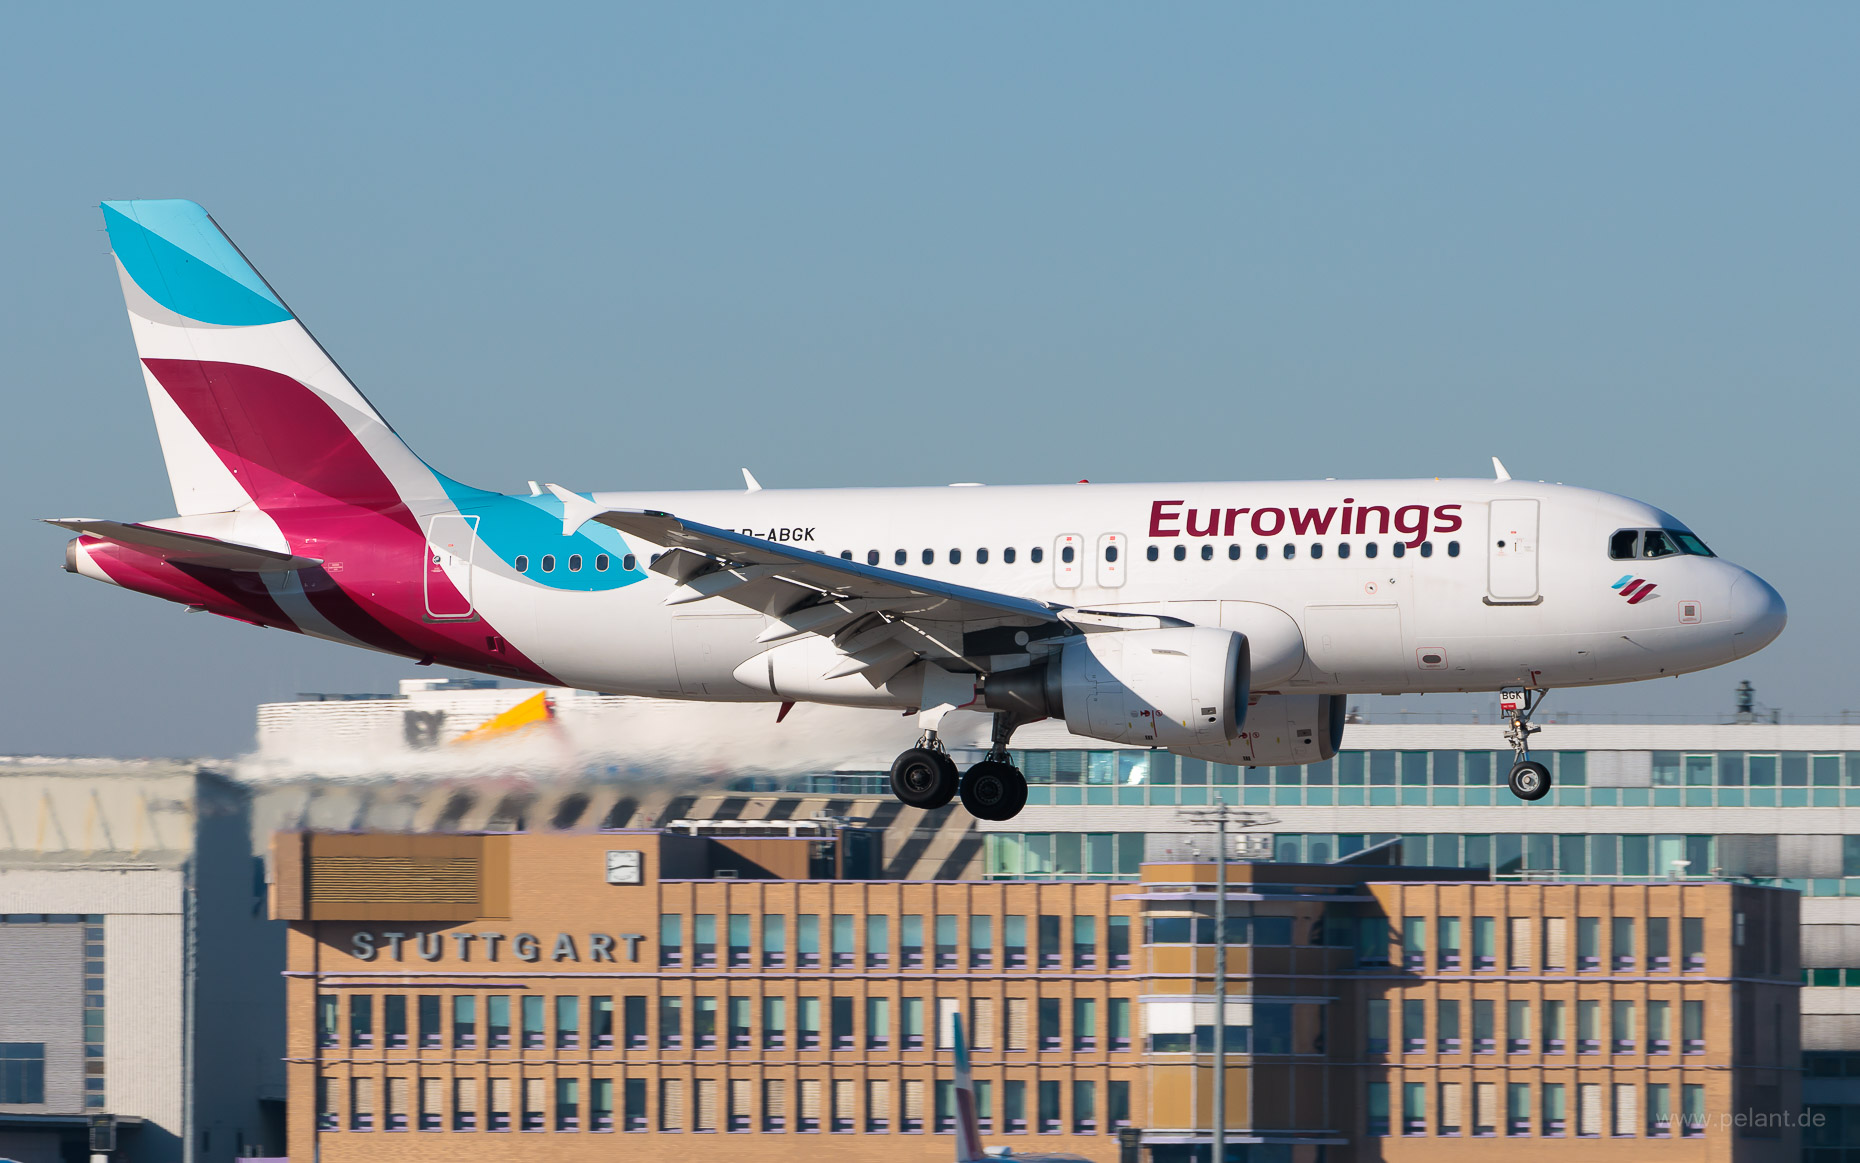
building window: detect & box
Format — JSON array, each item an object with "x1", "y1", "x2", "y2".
[
  {"x1": 318, "y1": 1076, "x2": 339, "y2": 1131},
  {"x1": 591, "y1": 995, "x2": 614, "y2": 1050},
  {"x1": 557, "y1": 1078, "x2": 580, "y2": 1132},
  {"x1": 903, "y1": 1079, "x2": 926, "y2": 1133},
  {"x1": 453, "y1": 995, "x2": 478, "y2": 1049},
  {"x1": 1472, "y1": 999, "x2": 1495, "y2": 1054},
  {"x1": 763, "y1": 914, "x2": 786, "y2": 967},
  {"x1": 351, "y1": 1076, "x2": 376, "y2": 1131},
  {"x1": 1004, "y1": 1080, "x2": 1027, "y2": 1133},
  {"x1": 730, "y1": 1079, "x2": 754, "y2": 1133},
  {"x1": 867, "y1": 997, "x2": 891, "y2": 1050},
  {"x1": 729, "y1": 914, "x2": 752, "y2": 967},
  {"x1": 900, "y1": 914, "x2": 925, "y2": 968},
  {"x1": 868, "y1": 915, "x2": 890, "y2": 968},
  {"x1": 902, "y1": 997, "x2": 925, "y2": 1051},
  {"x1": 350, "y1": 994, "x2": 374, "y2": 1049},
  {"x1": 694, "y1": 914, "x2": 718, "y2": 967},
  {"x1": 1109, "y1": 998, "x2": 1131, "y2": 1051},
  {"x1": 1612, "y1": 917, "x2": 1636, "y2": 971},
  {"x1": 798, "y1": 1078, "x2": 821, "y2": 1132},
  {"x1": 764, "y1": 997, "x2": 787, "y2": 1049},
  {"x1": 452, "y1": 1077, "x2": 478, "y2": 1131},
  {"x1": 695, "y1": 996, "x2": 718, "y2": 1050},
  {"x1": 385, "y1": 1076, "x2": 410, "y2": 1131},
  {"x1": 1437, "y1": 998, "x2": 1460, "y2": 1053},
  {"x1": 1439, "y1": 1081, "x2": 1462, "y2": 1135},
  {"x1": 557, "y1": 996, "x2": 580, "y2": 1049},
  {"x1": 1074, "y1": 998, "x2": 1098, "y2": 1051},
  {"x1": 799, "y1": 997, "x2": 821, "y2": 1050},
  {"x1": 0, "y1": 1044, "x2": 45, "y2": 1104},
  {"x1": 1507, "y1": 1083, "x2": 1531, "y2": 1135},
  {"x1": 729, "y1": 996, "x2": 752, "y2": 1050},
  {"x1": 1037, "y1": 1080, "x2": 1062, "y2": 1133},
  {"x1": 1038, "y1": 998, "x2": 1062, "y2": 1051},
  {"x1": 935, "y1": 1080, "x2": 957, "y2": 1133},
  {"x1": 417, "y1": 995, "x2": 442, "y2": 1049},
  {"x1": 798, "y1": 914, "x2": 821, "y2": 968},
  {"x1": 522, "y1": 1078, "x2": 548, "y2": 1132},
  {"x1": 625, "y1": 1079, "x2": 648, "y2": 1132},
  {"x1": 661, "y1": 1079, "x2": 685, "y2": 1132},
  {"x1": 591, "y1": 1077, "x2": 615, "y2": 1132},
  {"x1": 867, "y1": 1079, "x2": 891, "y2": 1132},
  {"x1": 660, "y1": 915, "x2": 683, "y2": 967},
  {"x1": 1647, "y1": 1083, "x2": 1671, "y2": 1136},
  {"x1": 1402, "y1": 1081, "x2": 1426, "y2": 1135},
  {"x1": 1544, "y1": 1082, "x2": 1567, "y2": 1136},
  {"x1": 1402, "y1": 998, "x2": 1425, "y2": 1053},
  {"x1": 660, "y1": 997, "x2": 684, "y2": 1049},
  {"x1": 1004, "y1": 915, "x2": 1028, "y2": 968},
  {"x1": 318, "y1": 995, "x2": 339, "y2": 1049},
  {"x1": 1366, "y1": 1000, "x2": 1388, "y2": 1054},
  {"x1": 830, "y1": 997, "x2": 855, "y2": 1051},
  {"x1": 383, "y1": 995, "x2": 408, "y2": 1049},
  {"x1": 969, "y1": 915, "x2": 992, "y2": 969},
  {"x1": 624, "y1": 996, "x2": 648, "y2": 1049},
  {"x1": 1612, "y1": 1000, "x2": 1636, "y2": 1053},
  {"x1": 488, "y1": 1077, "x2": 513, "y2": 1132},
  {"x1": 521, "y1": 996, "x2": 546, "y2": 1049},
  {"x1": 937, "y1": 914, "x2": 960, "y2": 969},
  {"x1": 1367, "y1": 1082, "x2": 1390, "y2": 1136},
  {"x1": 763, "y1": 1079, "x2": 787, "y2": 1132},
  {"x1": 1108, "y1": 916, "x2": 1131, "y2": 968},
  {"x1": 833, "y1": 914, "x2": 858, "y2": 968},
  {"x1": 1682, "y1": 1000, "x2": 1705, "y2": 1053}
]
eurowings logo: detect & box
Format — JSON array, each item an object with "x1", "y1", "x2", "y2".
[{"x1": 1612, "y1": 575, "x2": 1659, "y2": 605}]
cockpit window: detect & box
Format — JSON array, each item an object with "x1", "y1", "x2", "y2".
[
  {"x1": 1641, "y1": 530, "x2": 1678, "y2": 558},
  {"x1": 1608, "y1": 527, "x2": 1714, "y2": 560}
]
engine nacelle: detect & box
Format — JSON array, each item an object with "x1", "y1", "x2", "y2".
[
  {"x1": 1173, "y1": 693, "x2": 1347, "y2": 768},
  {"x1": 985, "y1": 627, "x2": 1250, "y2": 748}
]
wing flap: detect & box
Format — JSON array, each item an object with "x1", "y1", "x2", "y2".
[{"x1": 45, "y1": 518, "x2": 323, "y2": 572}]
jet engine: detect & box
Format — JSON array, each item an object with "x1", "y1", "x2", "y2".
[
  {"x1": 1172, "y1": 693, "x2": 1348, "y2": 768},
  {"x1": 982, "y1": 627, "x2": 1250, "y2": 748}
]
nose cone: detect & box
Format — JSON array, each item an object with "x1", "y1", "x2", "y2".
[{"x1": 1728, "y1": 572, "x2": 1787, "y2": 658}]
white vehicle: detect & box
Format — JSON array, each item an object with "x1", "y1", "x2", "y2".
[{"x1": 55, "y1": 201, "x2": 1787, "y2": 819}]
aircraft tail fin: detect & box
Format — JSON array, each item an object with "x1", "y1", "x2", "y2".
[
  {"x1": 101, "y1": 200, "x2": 439, "y2": 517},
  {"x1": 954, "y1": 1013, "x2": 987, "y2": 1163}
]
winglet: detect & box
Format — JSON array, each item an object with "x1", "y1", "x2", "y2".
[
  {"x1": 543, "y1": 483, "x2": 604, "y2": 536},
  {"x1": 1492, "y1": 456, "x2": 1512, "y2": 482},
  {"x1": 953, "y1": 1014, "x2": 986, "y2": 1163},
  {"x1": 742, "y1": 468, "x2": 763, "y2": 493}
]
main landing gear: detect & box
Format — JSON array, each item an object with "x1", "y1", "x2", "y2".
[
  {"x1": 1501, "y1": 687, "x2": 1552, "y2": 801},
  {"x1": 888, "y1": 713, "x2": 1030, "y2": 821}
]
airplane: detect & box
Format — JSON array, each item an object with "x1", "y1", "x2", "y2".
[
  {"x1": 50, "y1": 200, "x2": 1787, "y2": 820},
  {"x1": 951, "y1": 1014, "x2": 1092, "y2": 1163}
]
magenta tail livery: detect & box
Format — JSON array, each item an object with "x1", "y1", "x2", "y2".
[{"x1": 53, "y1": 201, "x2": 1787, "y2": 817}]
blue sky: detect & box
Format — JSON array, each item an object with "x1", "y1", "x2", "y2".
[{"x1": 2, "y1": 5, "x2": 1854, "y2": 756}]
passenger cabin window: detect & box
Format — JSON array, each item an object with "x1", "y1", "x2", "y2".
[
  {"x1": 1147, "y1": 546, "x2": 1159, "y2": 562},
  {"x1": 622, "y1": 553, "x2": 637, "y2": 571},
  {"x1": 569, "y1": 554, "x2": 583, "y2": 571},
  {"x1": 1392, "y1": 542, "x2": 1406, "y2": 558},
  {"x1": 515, "y1": 555, "x2": 529, "y2": 573},
  {"x1": 1420, "y1": 542, "x2": 1433, "y2": 558},
  {"x1": 1003, "y1": 548, "x2": 1017, "y2": 564},
  {"x1": 841, "y1": 550, "x2": 853, "y2": 560},
  {"x1": 949, "y1": 549, "x2": 962, "y2": 565},
  {"x1": 1061, "y1": 546, "x2": 1075, "y2": 564},
  {"x1": 1031, "y1": 547, "x2": 1043, "y2": 563},
  {"x1": 1255, "y1": 544, "x2": 1267, "y2": 561},
  {"x1": 1447, "y1": 541, "x2": 1459, "y2": 557},
  {"x1": 595, "y1": 554, "x2": 609, "y2": 571},
  {"x1": 1282, "y1": 543, "x2": 1294, "y2": 560},
  {"x1": 896, "y1": 549, "x2": 908, "y2": 566},
  {"x1": 1174, "y1": 546, "x2": 1186, "y2": 562},
  {"x1": 1200, "y1": 545, "x2": 1212, "y2": 561},
  {"x1": 868, "y1": 550, "x2": 880, "y2": 566},
  {"x1": 1228, "y1": 544, "x2": 1240, "y2": 560},
  {"x1": 978, "y1": 548, "x2": 990, "y2": 564},
  {"x1": 1338, "y1": 543, "x2": 1351, "y2": 559},
  {"x1": 1103, "y1": 546, "x2": 1116, "y2": 563},
  {"x1": 1365, "y1": 543, "x2": 1378, "y2": 559},
  {"x1": 922, "y1": 549, "x2": 934, "y2": 566},
  {"x1": 1310, "y1": 544, "x2": 1323, "y2": 559},
  {"x1": 542, "y1": 555, "x2": 556, "y2": 572}
]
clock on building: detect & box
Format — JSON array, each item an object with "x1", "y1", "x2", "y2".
[{"x1": 605, "y1": 849, "x2": 642, "y2": 885}]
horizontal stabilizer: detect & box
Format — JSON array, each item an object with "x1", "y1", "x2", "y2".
[{"x1": 44, "y1": 518, "x2": 323, "y2": 572}]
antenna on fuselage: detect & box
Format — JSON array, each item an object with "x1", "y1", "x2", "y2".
[
  {"x1": 742, "y1": 468, "x2": 763, "y2": 493},
  {"x1": 1491, "y1": 456, "x2": 1512, "y2": 482}
]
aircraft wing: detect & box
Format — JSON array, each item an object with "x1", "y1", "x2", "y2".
[
  {"x1": 44, "y1": 518, "x2": 324, "y2": 572},
  {"x1": 593, "y1": 508, "x2": 1063, "y2": 625}
]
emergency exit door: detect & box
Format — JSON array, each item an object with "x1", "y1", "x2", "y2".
[
  {"x1": 1487, "y1": 499, "x2": 1539, "y2": 603},
  {"x1": 424, "y1": 513, "x2": 478, "y2": 619}
]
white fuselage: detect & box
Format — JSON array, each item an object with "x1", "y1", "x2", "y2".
[{"x1": 454, "y1": 477, "x2": 1785, "y2": 706}]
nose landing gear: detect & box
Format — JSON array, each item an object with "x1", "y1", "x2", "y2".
[{"x1": 1501, "y1": 687, "x2": 1552, "y2": 801}]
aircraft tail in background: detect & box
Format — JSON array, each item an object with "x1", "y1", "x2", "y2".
[
  {"x1": 954, "y1": 1013, "x2": 987, "y2": 1163},
  {"x1": 101, "y1": 199, "x2": 439, "y2": 520}
]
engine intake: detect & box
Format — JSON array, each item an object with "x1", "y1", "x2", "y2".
[{"x1": 982, "y1": 627, "x2": 1250, "y2": 748}]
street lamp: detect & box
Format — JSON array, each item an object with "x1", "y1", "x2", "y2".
[{"x1": 1176, "y1": 801, "x2": 1276, "y2": 1163}]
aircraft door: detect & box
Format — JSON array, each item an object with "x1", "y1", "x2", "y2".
[
  {"x1": 1095, "y1": 533, "x2": 1126, "y2": 588},
  {"x1": 1054, "y1": 534, "x2": 1083, "y2": 589},
  {"x1": 424, "y1": 513, "x2": 478, "y2": 619},
  {"x1": 1487, "y1": 499, "x2": 1540, "y2": 603}
]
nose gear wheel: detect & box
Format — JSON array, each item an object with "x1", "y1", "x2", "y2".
[{"x1": 1500, "y1": 687, "x2": 1555, "y2": 801}]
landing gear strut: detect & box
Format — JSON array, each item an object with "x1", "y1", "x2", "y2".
[
  {"x1": 1501, "y1": 687, "x2": 1552, "y2": 801},
  {"x1": 959, "y1": 714, "x2": 1029, "y2": 821}
]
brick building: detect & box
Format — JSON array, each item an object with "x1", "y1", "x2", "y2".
[{"x1": 270, "y1": 823, "x2": 1799, "y2": 1162}]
